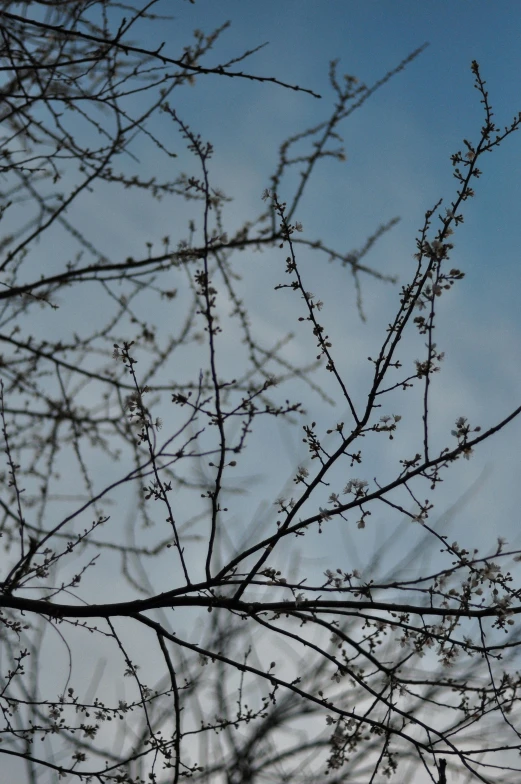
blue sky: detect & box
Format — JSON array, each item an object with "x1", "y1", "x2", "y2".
[
  {"x1": 141, "y1": 0, "x2": 521, "y2": 559},
  {"x1": 4, "y1": 5, "x2": 521, "y2": 779},
  {"x1": 15, "y1": 0, "x2": 521, "y2": 614},
  {"x1": 43, "y1": 0, "x2": 521, "y2": 580},
  {"x1": 152, "y1": 0, "x2": 521, "y2": 335}
]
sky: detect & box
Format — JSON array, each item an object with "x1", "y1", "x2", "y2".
[
  {"x1": 106, "y1": 0, "x2": 521, "y2": 771},
  {"x1": 147, "y1": 0, "x2": 521, "y2": 557},
  {"x1": 4, "y1": 2, "x2": 521, "y2": 781}
]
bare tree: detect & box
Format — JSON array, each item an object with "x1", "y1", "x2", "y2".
[{"x1": 1, "y1": 3, "x2": 521, "y2": 783}]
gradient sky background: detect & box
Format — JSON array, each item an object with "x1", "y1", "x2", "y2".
[
  {"x1": 29, "y1": 0, "x2": 521, "y2": 688},
  {"x1": 5, "y1": 2, "x2": 521, "y2": 780},
  {"x1": 147, "y1": 0, "x2": 521, "y2": 560}
]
